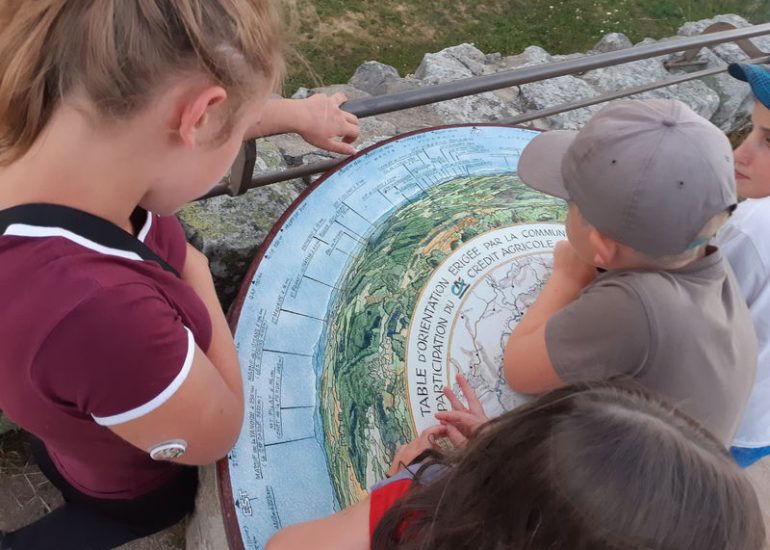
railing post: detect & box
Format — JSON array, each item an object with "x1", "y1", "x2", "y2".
[{"x1": 227, "y1": 140, "x2": 257, "y2": 197}]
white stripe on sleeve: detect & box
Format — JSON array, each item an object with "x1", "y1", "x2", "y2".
[{"x1": 92, "y1": 327, "x2": 196, "y2": 426}]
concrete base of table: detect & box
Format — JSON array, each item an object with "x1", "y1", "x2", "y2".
[{"x1": 186, "y1": 465, "x2": 228, "y2": 550}]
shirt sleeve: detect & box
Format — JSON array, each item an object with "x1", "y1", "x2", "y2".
[
  {"x1": 545, "y1": 278, "x2": 652, "y2": 383},
  {"x1": 369, "y1": 479, "x2": 413, "y2": 540},
  {"x1": 718, "y1": 227, "x2": 768, "y2": 307},
  {"x1": 32, "y1": 283, "x2": 197, "y2": 426}
]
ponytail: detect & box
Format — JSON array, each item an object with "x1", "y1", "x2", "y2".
[
  {"x1": 0, "y1": 2, "x2": 67, "y2": 165},
  {"x1": 0, "y1": 0, "x2": 285, "y2": 166}
]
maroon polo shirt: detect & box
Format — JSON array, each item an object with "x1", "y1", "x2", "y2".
[{"x1": 0, "y1": 206, "x2": 212, "y2": 498}]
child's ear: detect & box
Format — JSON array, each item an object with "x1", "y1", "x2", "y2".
[
  {"x1": 589, "y1": 229, "x2": 617, "y2": 267},
  {"x1": 176, "y1": 86, "x2": 228, "y2": 148}
]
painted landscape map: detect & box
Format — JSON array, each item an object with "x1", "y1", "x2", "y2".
[{"x1": 224, "y1": 125, "x2": 567, "y2": 548}]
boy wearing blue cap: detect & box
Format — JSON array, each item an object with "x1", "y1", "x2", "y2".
[
  {"x1": 718, "y1": 63, "x2": 770, "y2": 467},
  {"x1": 501, "y1": 99, "x2": 756, "y2": 446}
]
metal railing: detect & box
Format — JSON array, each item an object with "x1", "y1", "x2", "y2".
[{"x1": 201, "y1": 22, "x2": 770, "y2": 200}]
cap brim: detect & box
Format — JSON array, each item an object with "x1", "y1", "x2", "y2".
[
  {"x1": 728, "y1": 63, "x2": 770, "y2": 109},
  {"x1": 517, "y1": 130, "x2": 576, "y2": 200}
]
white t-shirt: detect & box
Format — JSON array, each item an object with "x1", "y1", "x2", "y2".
[{"x1": 718, "y1": 197, "x2": 770, "y2": 448}]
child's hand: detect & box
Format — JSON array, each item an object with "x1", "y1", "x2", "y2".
[
  {"x1": 387, "y1": 424, "x2": 447, "y2": 477},
  {"x1": 295, "y1": 93, "x2": 360, "y2": 155},
  {"x1": 434, "y1": 374, "x2": 488, "y2": 447},
  {"x1": 551, "y1": 240, "x2": 597, "y2": 288}
]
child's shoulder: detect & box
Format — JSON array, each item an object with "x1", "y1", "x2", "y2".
[
  {"x1": 590, "y1": 263, "x2": 722, "y2": 307},
  {"x1": 727, "y1": 198, "x2": 770, "y2": 232}
]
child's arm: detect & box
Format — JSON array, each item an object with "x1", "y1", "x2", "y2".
[
  {"x1": 265, "y1": 497, "x2": 371, "y2": 550},
  {"x1": 247, "y1": 94, "x2": 360, "y2": 154},
  {"x1": 265, "y1": 425, "x2": 446, "y2": 550},
  {"x1": 109, "y1": 245, "x2": 244, "y2": 465},
  {"x1": 503, "y1": 241, "x2": 597, "y2": 394}
]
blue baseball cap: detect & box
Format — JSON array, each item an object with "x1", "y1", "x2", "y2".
[{"x1": 728, "y1": 63, "x2": 770, "y2": 109}]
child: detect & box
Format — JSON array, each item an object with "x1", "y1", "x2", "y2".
[
  {"x1": 0, "y1": 2, "x2": 358, "y2": 549},
  {"x1": 501, "y1": 99, "x2": 756, "y2": 446},
  {"x1": 266, "y1": 381, "x2": 766, "y2": 550},
  {"x1": 717, "y1": 63, "x2": 770, "y2": 467}
]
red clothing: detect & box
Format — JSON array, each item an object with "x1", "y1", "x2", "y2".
[
  {"x1": 369, "y1": 478, "x2": 413, "y2": 541},
  {"x1": 0, "y1": 208, "x2": 211, "y2": 498}
]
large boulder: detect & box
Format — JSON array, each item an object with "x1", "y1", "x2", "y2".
[
  {"x1": 348, "y1": 61, "x2": 401, "y2": 96},
  {"x1": 431, "y1": 90, "x2": 521, "y2": 123},
  {"x1": 415, "y1": 43, "x2": 491, "y2": 84},
  {"x1": 508, "y1": 47, "x2": 601, "y2": 129},
  {"x1": 582, "y1": 57, "x2": 721, "y2": 120},
  {"x1": 591, "y1": 32, "x2": 634, "y2": 53},
  {"x1": 666, "y1": 44, "x2": 753, "y2": 132}
]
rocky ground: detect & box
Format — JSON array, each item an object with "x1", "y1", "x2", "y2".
[{"x1": 0, "y1": 431, "x2": 185, "y2": 549}]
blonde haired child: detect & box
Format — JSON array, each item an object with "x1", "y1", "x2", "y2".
[{"x1": 0, "y1": 2, "x2": 358, "y2": 548}]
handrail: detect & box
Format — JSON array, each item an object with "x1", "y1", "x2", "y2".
[{"x1": 204, "y1": 22, "x2": 770, "y2": 200}]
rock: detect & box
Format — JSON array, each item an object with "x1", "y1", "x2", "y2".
[
  {"x1": 582, "y1": 58, "x2": 721, "y2": 120},
  {"x1": 348, "y1": 61, "x2": 401, "y2": 96},
  {"x1": 497, "y1": 45, "x2": 554, "y2": 71},
  {"x1": 355, "y1": 117, "x2": 399, "y2": 148},
  {"x1": 665, "y1": 45, "x2": 753, "y2": 132},
  {"x1": 707, "y1": 72, "x2": 754, "y2": 132},
  {"x1": 431, "y1": 91, "x2": 520, "y2": 123},
  {"x1": 177, "y1": 140, "x2": 306, "y2": 308},
  {"x1": 592, "y1": 32, "x2": 633, "y2": 53},
  {"x1": 265, "y1": 133, "x2": 324, "y2": 167},
  {"x1": 506, "y1": 46, "x2": 599, "y2": 129},
  {"x1": 415, "y1": 43, "x2": 490, "y2": 84},
  {"x1": 519, "y1": 75, "x2": 601, "y2": 129},
  {"x1": 291, "y1": 87, "x2": 310, "y2": 100},
  {"x1": 374, "y1": 79, "x2": 451, "y2": 133}
]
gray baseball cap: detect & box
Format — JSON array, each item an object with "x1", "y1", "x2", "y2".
[{"x1": 518, "y1": 99, "x2": 736, "y2": 257}]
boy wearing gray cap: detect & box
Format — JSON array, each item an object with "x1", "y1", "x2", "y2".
[{"x1": 504, "y1": 99, "x2": 756, "y2": 445}]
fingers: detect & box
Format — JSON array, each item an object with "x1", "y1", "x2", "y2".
[
  {"x1": 456, "y1": 374, "x2": 484, "y2": 415},
  {"x1": 443, "y1": 386, "x2": 467, "y2": 412},
  {"x1": 420, "y1": 423, "x2": 448, "y2": 445},
  {"x1": 321, "y1": 138, "x2": 356, "y2": 156},
  {"x1": 388, "y1": 424, "x2": 448, "y2": 476},
  {"x1": 341, "y1": 121, "x2": 361, "y2": 144},
  {"x1": 441, "y1": 422, "x2": 469, "y2": 448},
  {"x1": 434, "y1": 410, "x2": 481, "y2": 428}
]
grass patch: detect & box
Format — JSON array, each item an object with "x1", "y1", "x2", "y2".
[{"x1": 282, "y1": 0, "x2": 770, "y2": 94}]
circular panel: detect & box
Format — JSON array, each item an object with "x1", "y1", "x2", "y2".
[{"x1": 221, "y1": 125, "x2": 567, "y2": 548}]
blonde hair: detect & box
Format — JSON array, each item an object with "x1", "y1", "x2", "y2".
[{"x1": 0, "y1": 0, "x2": 285, "y2": 165}]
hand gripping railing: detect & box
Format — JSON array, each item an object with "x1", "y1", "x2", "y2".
[{"x1": 202, "y1": 22, "x2": 770, "y2": 200}]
